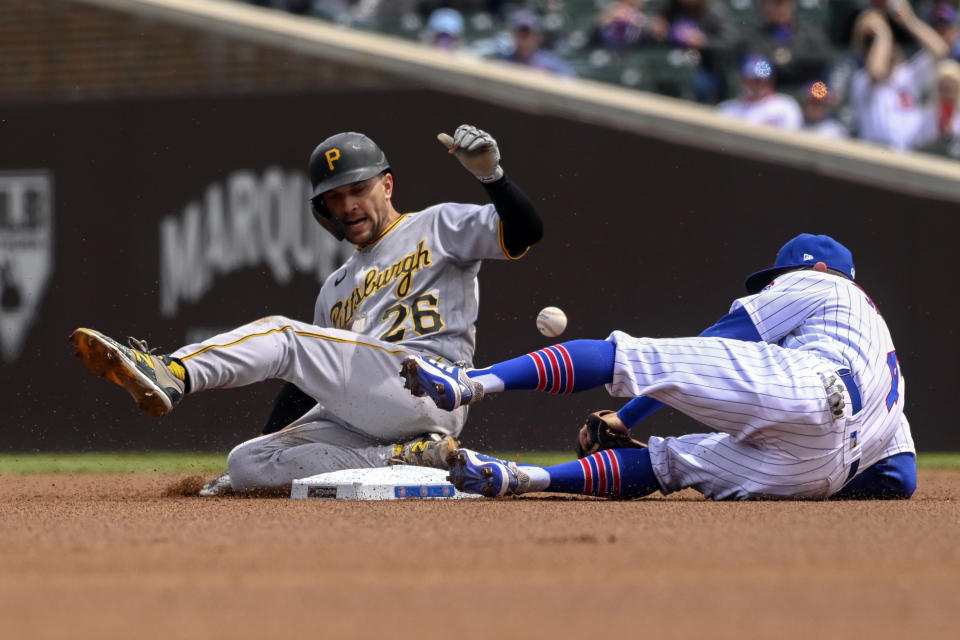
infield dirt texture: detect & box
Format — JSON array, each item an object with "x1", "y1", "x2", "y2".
[{"x1": 2, "y1": 470, "x2": 958, "y2": 639}]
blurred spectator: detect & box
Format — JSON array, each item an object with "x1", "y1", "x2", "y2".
[
  {"x1": 649, "y1": 0, "x2": 740, "y2": 102},
  {"x1": 834, "y1": 1, "x2": 921, "y2": 47},
  {"x1": 716, "y1": 55, "x2": 802, "y2": 128},
  {"x1": 919, "y1": 0, "x2": 960, "y2": 18},
  {"x1": 402, "y1": 1, "x2": 506, "y2": 23},
  {"x1": 309, "y1": 0, "x2": 382, "y2": 24},
  {"x1": 498, "y1": 10, "x2": 577, "y2": 76},
  {"x1": 250, "y1": 0, "x2": 311, "y2": 14},
  {"x1": 927, "y1": 2, "x2": 960, "y2": 59},
  {"x1": 591, "y1": 0, "x2": 656, "y2": 50},
  {"x1": 850, "y1": 3, "x2": 949, "y2": 150},
  {"x1": 801, "y1": 80, "x2": 850, "y2": 138},
  {"x1": 739, "y1": 0, "x2": 834, "y2": 89},
  {"x1": 917, "y1": 58, "x2": 960, "y2": 145},
  {"x1": 426, "y1": 7, "x2": 465, "y2": 49}
]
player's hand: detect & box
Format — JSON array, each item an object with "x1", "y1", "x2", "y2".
[
  {"x1": 437, "y1": 124, "x2": 504, "y2": 183},
  {"x1": 576, "y1": 410, "x2": 646, "y2": 458}
]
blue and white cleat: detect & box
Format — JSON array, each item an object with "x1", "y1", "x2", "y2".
[
  {"x1": 447, "y1": 448, "x2": 529, "y2": 497},
  {"x1": 400, "y1": 355, "x2": 484, "y2": 411}
]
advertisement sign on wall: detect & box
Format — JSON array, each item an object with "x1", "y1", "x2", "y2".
[{"x1": 0, "y1": 171, "x2": 54, "y2": 365}]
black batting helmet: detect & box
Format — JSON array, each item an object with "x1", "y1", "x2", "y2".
[{"x1": 308, "y1": 132, "x2": 391, "y2": 240}]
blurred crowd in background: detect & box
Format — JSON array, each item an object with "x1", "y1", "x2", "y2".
[{"x1": 239, "y1": 0, "x2": 960, "y2": 158}]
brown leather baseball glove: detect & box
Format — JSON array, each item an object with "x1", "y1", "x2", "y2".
[{"x1": 576, "y1": 410, "x2": 647, "y2": 458}]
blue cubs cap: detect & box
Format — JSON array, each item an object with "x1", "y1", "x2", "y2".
[
  {"x1": 741, "y1": 55, "x2": 774, "y2": 80},
  {"x1": 745, "y1": 233, "x2": 855, "y2": 294}
]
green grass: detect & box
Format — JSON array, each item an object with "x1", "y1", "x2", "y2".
[
  {"x1": 0, "y1": 451, "x2": 957, "y2": 474},
  {"x1": 0, "y1": 452, "x2": 227, "y2": 474},
  {"x1": 915, "y1": 453, "x2": 960, "y2": 470},
  {"x1": 491, "y1": 452, "x2": 577, "y2": 467}
]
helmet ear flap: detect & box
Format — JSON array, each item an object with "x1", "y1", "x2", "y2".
[{"x1": 310, "y1": 197, "x2": 345, "y2": 241}]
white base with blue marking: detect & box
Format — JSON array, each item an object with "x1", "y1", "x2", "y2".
[{"x1": 290, "y1": 466, "x2": 480, "y2": 500}]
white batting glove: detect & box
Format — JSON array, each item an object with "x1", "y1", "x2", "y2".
[{"x1": 437, "y1": 124, "x2": 504, "y2": 183}]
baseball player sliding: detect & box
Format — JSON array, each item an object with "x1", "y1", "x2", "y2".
[
  {"x1": 402, "y1": 234, "x2": 917, "y2": 501},
  {"x1": 69, "y1": 125, "x2": 543, "y2": 493}
]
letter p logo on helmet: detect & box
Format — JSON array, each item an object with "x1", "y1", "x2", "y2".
[{"x1": 325, "y1": 148, "x2": 341, "y2": 171}]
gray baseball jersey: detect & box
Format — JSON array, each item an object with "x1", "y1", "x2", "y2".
[
  {"x1": 173, "y1": 201, "x2": 519, "y2": 489},
  {"x1": 314, "y1": 202, "x2": 519, "y2": 365}
]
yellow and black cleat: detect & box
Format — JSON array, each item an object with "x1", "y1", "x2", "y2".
[{"x1": 70, "y1": 328, "x2": 186, "y2": 417}]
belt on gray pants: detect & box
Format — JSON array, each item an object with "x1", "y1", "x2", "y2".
[{"x1": 837, "y1": 368, "x2": 862, "y2": 482}]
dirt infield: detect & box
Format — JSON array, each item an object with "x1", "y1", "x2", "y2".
[{"x1": 1, "y1": 470, "x2": 958, "y2": 639}]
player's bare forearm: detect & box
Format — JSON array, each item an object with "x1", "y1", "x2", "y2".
[
  {"x1": 906, "y1": 17, "x2": 949, "y2": 59},
  {"x1": 889, "y1": 0, "x2": 950, "y2": 59},
  {"x1": 854, "y1": 9, "x2": 894, "y2": 81},
  {"x1": 866, "y1": 28, "x2": 894, "y2": 81}
]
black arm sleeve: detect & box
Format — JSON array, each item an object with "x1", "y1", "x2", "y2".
[
  {"x1": 261, "y1": 382, "x2": 316, "y2": 435},
  {"x1": 481, "y1": 174, "x2": 543, "y2": 257}
]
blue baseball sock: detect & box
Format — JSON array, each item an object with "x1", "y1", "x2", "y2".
[
  {"x1": 831, "y1": 452, "x2": 916, "y2": 500},
  {"x1": 540, "y1": 448, "x2": 660, "y2": 498},
  {"x1": 467, "y1": 339, "x2": 615, "y2": 394}
]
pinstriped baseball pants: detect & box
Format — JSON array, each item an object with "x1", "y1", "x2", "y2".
[{"x1": 606, "y1": 331, "x2": 863, "y2": 500}]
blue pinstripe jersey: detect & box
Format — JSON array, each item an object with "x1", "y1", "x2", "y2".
[{"x1": 737, "y1": 270, "x2": 913, "y2": 459}]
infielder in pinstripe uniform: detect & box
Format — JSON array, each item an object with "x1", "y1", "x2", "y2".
[
  {"x1": 402, "y1": 234, "x2": 917, "y2": 501},
  {"x1": 69, "y1": 125, "x2": 542, "y2": 493}
]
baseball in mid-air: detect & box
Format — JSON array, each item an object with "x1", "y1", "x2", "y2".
[{"x1": 536, "y1": 306, "x2": 567, "y2": 337}]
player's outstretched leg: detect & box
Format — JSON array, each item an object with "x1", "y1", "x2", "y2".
[
  {"x1": 69, "y1": 328, "x2": 188, "y2": 417},
  {"x1": 448, "y1": 447, "x2": 661, "y2": 499},
  {"x1": 399, "y1": 358, "x2": 484, "y2": 411},
  {"x1": 401, "y1": 339, "x2": 616, "y2": 411}
]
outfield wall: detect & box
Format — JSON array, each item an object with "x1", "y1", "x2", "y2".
[
  {"x1": 0, "y1": 0, "x2": 955, "y2": 453},
  {"x1": 1, "y1": 90, "x2": 956, "y2": 452}
]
